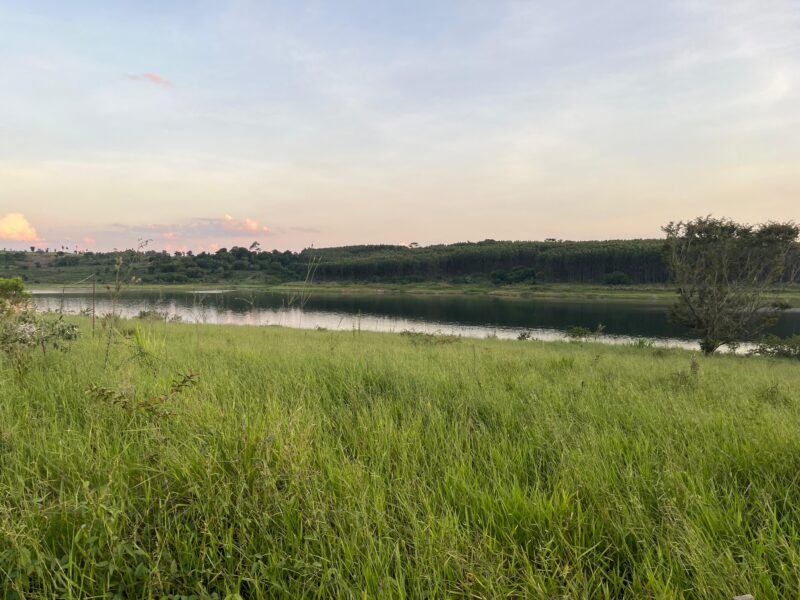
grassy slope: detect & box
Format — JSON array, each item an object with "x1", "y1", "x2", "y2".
[{"x1": 2, "y1": 321, "x2": 800, "y2": 598}]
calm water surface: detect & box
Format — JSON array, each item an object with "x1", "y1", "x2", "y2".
[{"x1": 32, "y1": 289, "x2": 800, "y2": 349}]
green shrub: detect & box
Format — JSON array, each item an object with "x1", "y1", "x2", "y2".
[
  {"x1": 490, "y1": 266, "x2": 536, "y2": 284},
  {"x1": 751, "y1": 335, "x2": 800, "y2": 360},
  {"x1": 0, "y1": 278, "x2": 79, "y2": 371},
  {"x1": 0, "y1": 276, "x2": 28, "y2": 308},
  {"x1": 603, "y1": 271, "x2": 633, "y2": 285}
]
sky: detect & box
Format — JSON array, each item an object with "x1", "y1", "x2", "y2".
[{"x1": 0, "y1": 0, "x2": 798, "y2": 252}]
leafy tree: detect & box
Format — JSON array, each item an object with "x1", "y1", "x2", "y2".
[
  {"x1": 663, "y1": 217, "x2": 799, "y2": 354},
  {"x1": 0, "y1": 276, "x2": 28, "y2": 307}
]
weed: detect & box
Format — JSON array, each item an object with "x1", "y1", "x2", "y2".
[
  {"x1": 86, "y1": 369, "x2": 198, "y2": 420},
  {"x1": 755, "y1": 383, "x2": 792, "y2": 408},
  {"x1": 401, "y1": 330, "x2": 461, "y2": 345},
  {"x1": 629, "y1": 338, "x2": 655, "y2": 349},
  {"x1": 670, "y1": 354, "x2": 700, "y2": 390}
]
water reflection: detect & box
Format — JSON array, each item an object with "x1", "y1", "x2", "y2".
[{"x1": 32, "y1": 288, "x2": 800, "y2": 349}]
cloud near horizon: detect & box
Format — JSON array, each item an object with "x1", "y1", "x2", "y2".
[
  {"x1": 125, "y1": 72, "x2": 172, "y2": 86},
  {"x1": 113, "y1": 214, "x2": 272, "y2": 246},
  {"x1": 0, "y1": 213, "x2": 39, "y2": 241}
]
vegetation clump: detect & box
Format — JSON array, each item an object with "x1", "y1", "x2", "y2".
[
  {"x1": 751, "y1": 334, "x2": 800, "y2": 360},
  {"x1": 663, "y1": 217, "x2": 799, "y2": 354},
  {"x1": 86, "y1": 369, "x2": 198, "y2": 420},
  {"x1": 0, "y1": 277, "x2": 78, "y2": 371},
  {"x1": 400, "y1": 330, "x2": 461, "y2": 345},
  {"x1": 603, "y1": 270, "x2": 633, "y2": 285},
  {"x1": 490, "y1": 266, "x2": 537, "y2": 285}
]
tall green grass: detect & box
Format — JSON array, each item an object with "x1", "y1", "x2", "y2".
[{"x1": 1, "y1": 320, "x2": 799, "y2": 598}]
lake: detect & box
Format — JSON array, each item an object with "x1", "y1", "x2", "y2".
[{"x1": 31, "y1": 288, "x2": 800, "y2": 349}]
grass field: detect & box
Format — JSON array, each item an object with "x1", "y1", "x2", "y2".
[{"x1": 2, "y1": 319, "x2": 800, "y2": 598}]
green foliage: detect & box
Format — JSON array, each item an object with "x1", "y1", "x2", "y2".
[
  {"x1": 565, "y1": 324, "x2": 604, "y2": 340},
  {"x1": 603, "y1": 271, "x2": 633, "y2": 285},
  {"x1": 491, "y1": 266, "x2": 537, "y2": 284},
  {"x1": 130, "y1": 325, "x2": 166, "y2": 366},
  {"x1": 565, "y1": 325, "x2": 593, "y2": 339},
  {"x1": 5, "y1": 237, "x2": 799, "y2": 287},
  {"x1": 664, "y1": 217, "x2": 799, "y2": 354},
  {"x1": 85, "y1": 369, "x2": 198, "y2": 419},
  {"x1": 310, "y1": 239, "x2": 669, "y2": 284},
  {"x1": 0, "y1": 239, "x2": 674, "y2": 285},
  {"x1": 1, "y1": 320, "x2": 800, "y2": 597},
  {"x1": 0, "y1": 311, "x2": 80, "y2": 371},
  {"x1": 751, "y1": 334, "x2": 800, "y2": 360},
  {"x1": 0, "y1": 276, "x2": 28, "y2": 306},
  {"x1": 0, "y1": 278, "x2": 79, "y2": 371},
  {"x1": 400, "y1": 330, "x2": 461, "y2": 345},
  {"x1": 136, "y1": 308, "x2": 168, "y2": 321}
]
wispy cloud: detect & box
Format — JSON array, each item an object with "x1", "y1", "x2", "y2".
[
  {"x1": 0, "y1": 213, "x2": 39, "y2": 241},
  {"x1": 112, "y1": 214, "x2": 271, "y2": 240},
  {"x1": 222, "y1": 214, "x2": 270, "y2": 233},
  {"x1": 125, "y1": 72, "x2": 173, "y2": 86}
]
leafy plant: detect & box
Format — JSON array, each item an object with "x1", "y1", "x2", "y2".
[
  {"x1": 85, "y1": 369, "x2": 198, "y2": 419},
  {"x1": 565, "y1": 326, "x2": 591, "y2": 340},
  {"x1": 0, "y1": 278, "x2": 79, "y2": 372},
  {"x1": 750, "y1": 335, "x2": 800, "y2": 360},
  {"x1": 0, "y1": 276, "x2": 29, "y2": 307},
  {"x1": 565, "y1": 324, "x2": 605, "y2": 341}
]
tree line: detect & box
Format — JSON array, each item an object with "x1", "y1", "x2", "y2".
[{"x1": 1, "y1": 237, "x2": 798, "y2": 287}]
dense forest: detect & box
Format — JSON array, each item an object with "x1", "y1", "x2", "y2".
[{"x1": 1, "y1": 238, "x2": 797, "y2": 286}]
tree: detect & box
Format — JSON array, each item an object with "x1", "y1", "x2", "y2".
[
  {"x1": 0, "y1": 276, "x2": 29, "y2": 307},
  {"x1": 663, "y1": 217, "x2": 799, "y2": 354}
]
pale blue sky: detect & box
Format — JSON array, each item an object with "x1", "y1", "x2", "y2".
[{"x1": 1, "y1": 1, "x2": 798, "y2": 251}]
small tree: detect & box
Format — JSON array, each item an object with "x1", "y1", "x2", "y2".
[
  {"x1": 0, "y1": 277, "x2": 78, "y2": 371},
  {"x1": 663, "y1": 217, "x2": 799, "y2": 354},
  {"x1": 0, "y1": 276, "x2": 29, "y2": 308}
]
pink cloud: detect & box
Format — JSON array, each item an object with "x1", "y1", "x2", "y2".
[
  {"x1": 103, "y1": 215, "x2": 276, "y2": 252},
  {"x1": 126, "y1": 72, "x2": 173, "y2": 86},
  {"x1": 244, "y1": 217, "x2": 269, "y2": 231},
  {"x1": 220, "y1": 214, "x2": 270, "y2": 234},
  {"x1": 0, "y1": 213, "x2": 39, "y2": 241},
  {"x1": 83, "y1": 236, "x2": 97, "y2": 248}
]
